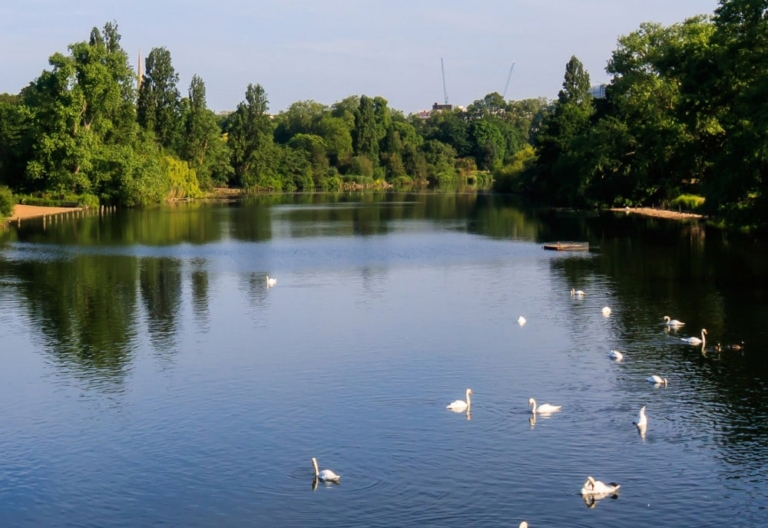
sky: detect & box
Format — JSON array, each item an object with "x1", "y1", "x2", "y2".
[{"x1": 1, "y1": 0, "x2": 719, "y2": 114}]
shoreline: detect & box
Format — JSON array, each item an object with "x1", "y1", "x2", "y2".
[
  {"x1": 609, "y1": 207, "x2": 705, "y2": 220},
  {"x1": 5, "y1": 204, "x2": 82, "y2": 223},
  {"x1": 1, "y1": 201, "x2": 709, "y2": 225}
]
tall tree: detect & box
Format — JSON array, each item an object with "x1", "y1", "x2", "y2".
[
  {"x1": 227, "y1": 83, "x2": 277, "y2": 189},
  {"x1": 179, "y1": 75, "x2": 232, "y2": 190},
  {"x1": 353, "y1": 95, "x2": 379, "y2": 165},
  {"x1": 23, "y1": 22, "x2": 138, "y2": 196},
  {"x1": 528, "y1": 56, "x2": 594, "y2": 203},
  {"x1": 137, "y1": 47, "x2": 181, "y2": 151},
  {"x1": 703, "y1": 0, "x2": 768, "y2": 228}
]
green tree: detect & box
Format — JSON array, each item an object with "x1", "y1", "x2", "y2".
[
  {"x1": 22, "y1": 22, "x2": 137, "y2": 198},
  {"x1": 421, "y1": 139, "x2": 458, "y2": 186},
  {"x1": 701, "y1": 0, "x2": 768, "y2": 228},
  {"x1": 0, "y1": 185, "x2": 13, "y2": 219},
  {"x1": 227, "y1": 83, "x2": 277, "y2": 190},
  {"x1": 274, "y1": 100, "x2": 327, "y2": 143},
  {"x1": 288, "y1": 133, "x2": 329, "y2": 180},
  {"x1": 0, "y1": 94, "x2": 33, "y2": 189},
  {"x1": 317, "y1": 116, "x2": 353, "y2": 164},
  {"x1": 528, "y1": 56, "x2": 594, "y2": 203},
  {"x1": 137, "y1": 47, "x2": 181, "y2": 150},
  {"x1": 470, "y1": 119, "x2": 506, "y2": 170},
  {"x1": 179, "y1": 75, "x2": 233, "y2": 190},
  {"x1": 353, "y1": 95, "x2": 379, "y2": 165},
  {"x1": 424, "y1": 109, "x2": 472, "y2": 158},
  {"x1": 466, "y1": 92, "x2": 508, "y2": 120},
  {"x1": 331, "y1": 95, "x2": 360, "y2": 129}
]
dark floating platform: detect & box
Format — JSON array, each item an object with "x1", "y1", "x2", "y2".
[{"x1": 542, "y1": 242, "x2": 590, "y2": 251}]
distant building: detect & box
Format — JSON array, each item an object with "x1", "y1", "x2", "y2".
[
  {"x1": 588, "y1": 84, "x2": 607, "y2": 99},
  {"x1": 432, "y1": 102, "x2": 453, "y2": 112}
]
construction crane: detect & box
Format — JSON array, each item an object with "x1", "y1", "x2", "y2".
[
  {"x1": 441, "y1": 58, "x2": 449, "y2": 105},
  {"x1": 503, "y1": 62, "x2": 516, "y2": 99}
]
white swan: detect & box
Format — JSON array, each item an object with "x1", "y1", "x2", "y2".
[
  {"x1": 681, "y1": 328, "x2": 707, "y2": 347},
  {"x1": 608, "y1": 350, "x2": 623, "y2": 361},
  {"x1": 519, "y1": 523, "x2": 528, "y2": 528},
  {"x1": 647, "y1": 375, "x2": 668, "y2": 386},
  {"x1": 266, "y1": 275, "x2": 277, "y2": 287},
  {"x1": 528, "y1": 398, "x2": 561, "y2": 415},
  {"x1": 518, "y1": 316, "x2": 527, "y2": 326},
  {"x1": 447, "y1": 389, "x2": 472, "y2": 412},
  {"x1": 581, "y1": 476, "x2": 620, "y2": 496},
  {"x1": 602, "y1": 306, "x2": 612, "y2": 316},
  {"x1": 634, "y1": 405, "x2": 647, "y2": 428},
  {"x1": 663, "y1": 315, "x2": 685, "y2": 327},
  {"x1": 312, "y1": 457, "x2": 340, "y2": 482},
  {"x1": 571, "y1": 289, "x2": 586, "y2": 297}
]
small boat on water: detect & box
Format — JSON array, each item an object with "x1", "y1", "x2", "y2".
[{"x1": 543, "y1": 241, "x2": 589, "y2": 251}]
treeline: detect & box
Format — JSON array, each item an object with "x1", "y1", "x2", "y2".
[
  {"x1": 503, "y1": 0, "x2": 768, "y2": 231},
  {"x1": 0, "y1": 22, "x2": 545, "y2": 210}
]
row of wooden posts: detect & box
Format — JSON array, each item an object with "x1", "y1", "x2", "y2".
[{"x1": 10, "y1": 205, "x2": 119, "y2": 228}]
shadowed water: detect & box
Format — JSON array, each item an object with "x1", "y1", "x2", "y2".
[{"x1": 0, "y1": 193, "x2": 766, "y2": 527}]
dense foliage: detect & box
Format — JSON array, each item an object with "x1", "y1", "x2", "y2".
[
  {"x1": 506, "y1": 0, "x2": 768, "y2": 231},
  {"x1": 0, "y1": 185, "x2": 13, "y2": 219},
  {"x1": 0, "y1": 22, "x2": 541, "y2": 208}
]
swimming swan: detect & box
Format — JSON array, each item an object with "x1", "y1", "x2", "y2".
[
  {"x1": 266, "y1": 276, "x2": 277, "y2": 287},
  {"x1": 681, "y1": 328, "x2": 707, "y2": 347},
  {"x1": 608, "y1": 350, "x2": 623, "y2": 361},
  {"x1": 571, "y1": 289, "x2": 586, "y2": 297},
  {"x1": 519, "y1": 523, "x2": 529, "y2": 528},
  {"x1": 663, "y1": 315, "x2": 685, "y2": 327},
  {"x1": 312, "y1": 457, "x2": 340, "y2": 482},
  {"x1": 647, "y1": 375, "x2": 668, "y2": 386},
  {"x1": 634, "y1": 405, "x2": 647, "y2": 428},
  {"x1": 602, "y1": 307, "x2": 612, "y2": 316},
  {"x1": 528, "y1": 398, "x2": 561, "y2": 415},
  {"x1": 581, "y1": 476, "x2": 620, "y2": 496},
  {"x1": 447, "y1": 389, "x2": 472, "y2": 412},
  {"x1": 518, "y1": 316, "x2": 527, "y2": 326}
]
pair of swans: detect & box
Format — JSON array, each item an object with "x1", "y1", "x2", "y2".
[
  {"x1": 266, "y1": 275, "x2": 277, "y2": 287},
  {"x1": 447, "y1": 392, "x2": 562, "y2": 416},
  {"x1": 681, "y1": 328, "x2": 707, "y2": 347},
  {"x1": 312, "y1": 457, "x2": 340, "y2": 483}
]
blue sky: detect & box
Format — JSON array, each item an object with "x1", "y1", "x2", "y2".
[{"x1": 1, "y1": 0, "x2": 718, "y2": 114}]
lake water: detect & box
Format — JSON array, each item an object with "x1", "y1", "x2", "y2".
[{"x1": 1, "y1": 193, "x2": 767, "y2": 527}]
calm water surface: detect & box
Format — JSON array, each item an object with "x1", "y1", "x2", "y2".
[{"x1": 1, "y1": 193, "x2": 767, "y2": 527}]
